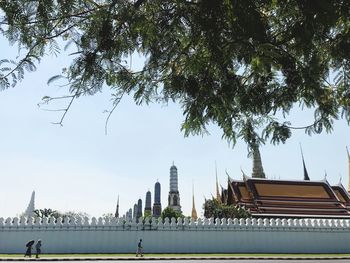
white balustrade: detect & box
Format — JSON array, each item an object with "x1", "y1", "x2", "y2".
[{"x1": 1, "y1": 216, "x2": 350, "y2": 253}]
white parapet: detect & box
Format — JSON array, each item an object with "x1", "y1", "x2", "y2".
[{"x1": 0, "y1": 217, "x2": 350, "y2": 253}]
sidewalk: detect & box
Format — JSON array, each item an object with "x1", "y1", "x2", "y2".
[{"x1": 1, "y1": 255, "x2": 350, "y2": 261}]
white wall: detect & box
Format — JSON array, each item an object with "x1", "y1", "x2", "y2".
[{"x1": 1, "y1": 216, "x2": 350, "y2": 254}]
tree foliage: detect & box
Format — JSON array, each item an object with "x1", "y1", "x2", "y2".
[
  {"x1": 1, "y1": 0, "x2": 350, "y2": 147},
  {"x1": 203, "y1": 198, "x2": 251, "y2": 219},
  {"x1": 161, "y1": 207, "x2": 184, "y2": 220},
  {"x1": 102, "y1": 212, "x2": 116, "y2": 220},
  {"x1": 33, "y1": 208, "x2": 89, "y2": 220},
  {"x1": 143, "y1": 210, "x2": 152, "y2": 219},
  {"x1": 33, "y1": 208, "x2": 59, "y2": 218}
]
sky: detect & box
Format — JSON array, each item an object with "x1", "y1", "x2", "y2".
[{"x1": 1, "y1": 36, "x2": 350, "y2": 219}]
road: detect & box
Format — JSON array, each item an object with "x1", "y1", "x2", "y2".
[{"x1": 5, "y1": 260, "x2": 350, "y2": 263}]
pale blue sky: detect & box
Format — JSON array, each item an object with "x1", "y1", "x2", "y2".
[{"x1": 1, "y1": 37, "x2": 350, "y2": 219}]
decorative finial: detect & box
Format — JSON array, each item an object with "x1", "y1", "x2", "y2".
[
  {"x1": 299, "y1": 143, "x2": 310, "y2": 181},
  {"x1": 215, "y1": 162, "x2": 221, "y2": 202},
  {"x1": 240, "y1": 167, "x2": 249, "y2": 180},
  {"x1": 225, "y1": 169, "x2": 233, "y2": 182}
]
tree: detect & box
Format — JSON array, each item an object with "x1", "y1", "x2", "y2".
[
  {"x1": 1, "y1": 1, "x2": 350, "y2": 147},
  {"x1": 62, "y1": 211, "x2": 90, "y2": 219},
  {"x1": 161, "y1": 207, "x2": 184, "y2": 220},
  {"x1": 33, "y1": 208, "x2": 89, "y2": 221},
  {"x1": 143, "y1": 210, "x2": 152, "y2": 219},
  {"x1": 33, "y1": 208, "x2": 59, "y2": 218},
  {"x1": 203, "y1": 198, "x2": 251, "y2": 219}
]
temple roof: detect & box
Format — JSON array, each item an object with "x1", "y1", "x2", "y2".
[
  {"x1": 227, "y1": 177, "x2": 350, "y2": 218},
  {"x1": 245, "y1": 178, "x2": 338, "y2": 202},
  {"x1": 332, "y1": 184, "x2": 350, "y2": 204}
]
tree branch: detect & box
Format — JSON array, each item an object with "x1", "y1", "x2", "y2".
[
  {"x1": 50, "y1": 91, "x2": 77, "y2": 126},
  {"x1": 104, "y1": 92, "x2": 125, "y2": 135},
  {"x1": 0, "y1": 5, "x2": 107, "y2": 26}
]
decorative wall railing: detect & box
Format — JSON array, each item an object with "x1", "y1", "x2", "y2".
[
  {"x1": 1, "y1": 216, "x2": 350, "y2": 229},
  {"x1": 1, "y1": 217, "x2": 349, "y2": 253}
]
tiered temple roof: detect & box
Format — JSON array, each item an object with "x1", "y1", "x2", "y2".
[
  {"x1": 226, "y1": 177, "x2": 350, "y2": 218},
  {"x1": 216, "y1": 146, "x2": 350, "y2": 218},
  {"x1": 331, "y1": 184, "x2": 350, "y2": 209}
]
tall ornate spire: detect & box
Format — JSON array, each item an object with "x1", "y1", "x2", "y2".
[
  {"x1": 126, "y1": 208, "x2": 132, "y2": 222},
  {"x1": 215, "y1": 162, "x2": 221, "y2": 203},
  {"x1": 170, "y1": 163, "x2": 178, "y2": 192},
  {"x1": 137, "y1": 198, "x2": 143, "y2": 219},
  {"x1": 144, "y1": 190, "x2": 152, "y2": 215},
  {"x1": 24, "y1": 191, "x2": 35, "y2": 217},
  {"x1": 133, "y1": 203, "x2": 138, "y2": 219},
  {"x1": 115, "y1": 195, "x2": 119, "y2": 218},
  {"x1": 251, "y1": 145, "x2": 266, "y2": 178},
  {"x1": 168, "y1": 163, "x2": 181, "y2": 212},
  {"x1": 152, "y1": 181, "x2": 162, "y2": 218},
  {"x1": 300, "y1": 144, "x2": 310, "y2": 180},
  {"x1": 347, "y1": 146, "x2": 350, "y2": 192},
  {"x1": 191, "y1": 184, "x2": 198, "y2": 220}
]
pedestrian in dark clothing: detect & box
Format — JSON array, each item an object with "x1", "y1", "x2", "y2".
[
  {"x1": 24, "y1": 240, "x2": 34, "y2": 257},
  {"x1": 35, "y1": 240, "x2": 42, "y2": 258},
  {"x1": 136, "y1": 239, "x2": 143, "y2": 257}
]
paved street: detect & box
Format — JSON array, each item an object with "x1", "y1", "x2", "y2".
[
  {"x1": 103, "y1": 261, "x2": 347, "y2": 263},
  {"x1": 90, "y1": 261, "x2": 349, "y2": 263},
  {"x1": 5, "y1": 260, "x2": 350, "y2": 263}
]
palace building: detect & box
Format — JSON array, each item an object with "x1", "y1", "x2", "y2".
[
  {"x1": 225, "y1": 177, "x2": 350, "y2": 218},
  {"x1": 220, "y1": 146, "x2": 350, "y2": 218}
]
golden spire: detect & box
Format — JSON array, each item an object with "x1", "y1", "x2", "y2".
[
  {"x1": 191, "y1": 183, "x2": 198, "y2": 220},
  {"x1": 347, "y1": 146, "x2": 350, "y2": 193},
  {"x1": 252, "y1": 145, "x2": 266, "y2": 178},
  {"x1": 215, "y1": 162, "x2": 221, "y2": 203}
]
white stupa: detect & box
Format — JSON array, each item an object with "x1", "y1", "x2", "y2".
[{"x1": 24, "y1": 191, "x2": 35, "y2": 217}]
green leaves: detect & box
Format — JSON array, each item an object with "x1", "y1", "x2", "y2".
[
  {"x1": 1, "y1": 0, "x2": 350, "y2": 147},
  {"x1": 203, "y1": 198, "x2": 251, "y2": 219},
  {"x1": 161, "y1": 207, "x2": 184, "y2": 220}
]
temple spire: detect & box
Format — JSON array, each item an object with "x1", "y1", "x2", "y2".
[
  {"x1": 226, "y1": 172, "x2": 235, "y2": 205},
  {"x1": 168, "y1": 163, "x2": 181, "y2": 212},
  {"x1": 215, "y1": 162, "x2": 221, "y2": 203},
  {"x1": 300, "y1": 144, "x2": 310, "y2": 180},
  {"x1": 251, "y1": 145, "x2": 266, "y2": 178},
  {"x1": 24, "y1": 191, "x2": 35, "y2": 217},
  {"x1": 115, "y1": 195, "x2": 119, "y2": 218},
  {"x1": 347, "y1": 147, "x2": 350, "y2": 192},
  {"x1": 191, "y1": 183, "x2": 198, "y2": 220}
]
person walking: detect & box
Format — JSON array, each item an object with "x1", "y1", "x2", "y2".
[
  {"x1": 35, "y1": 240, "x2": 42, "y2": 258},
  {"x1": 136, "y1": 239, "x2": 143, "y2": 257},
  {"x1": 24, "y1": 240, "x2": 34, "y2": 257}
]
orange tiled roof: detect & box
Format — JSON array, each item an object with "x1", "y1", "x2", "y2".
[{"x1": 227, "y1": 178, "x2": 350, "y2": 217}]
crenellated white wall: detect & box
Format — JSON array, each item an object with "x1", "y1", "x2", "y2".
[{"x1": 1, "y1": 216, "x2": 350, "y2": 254}]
